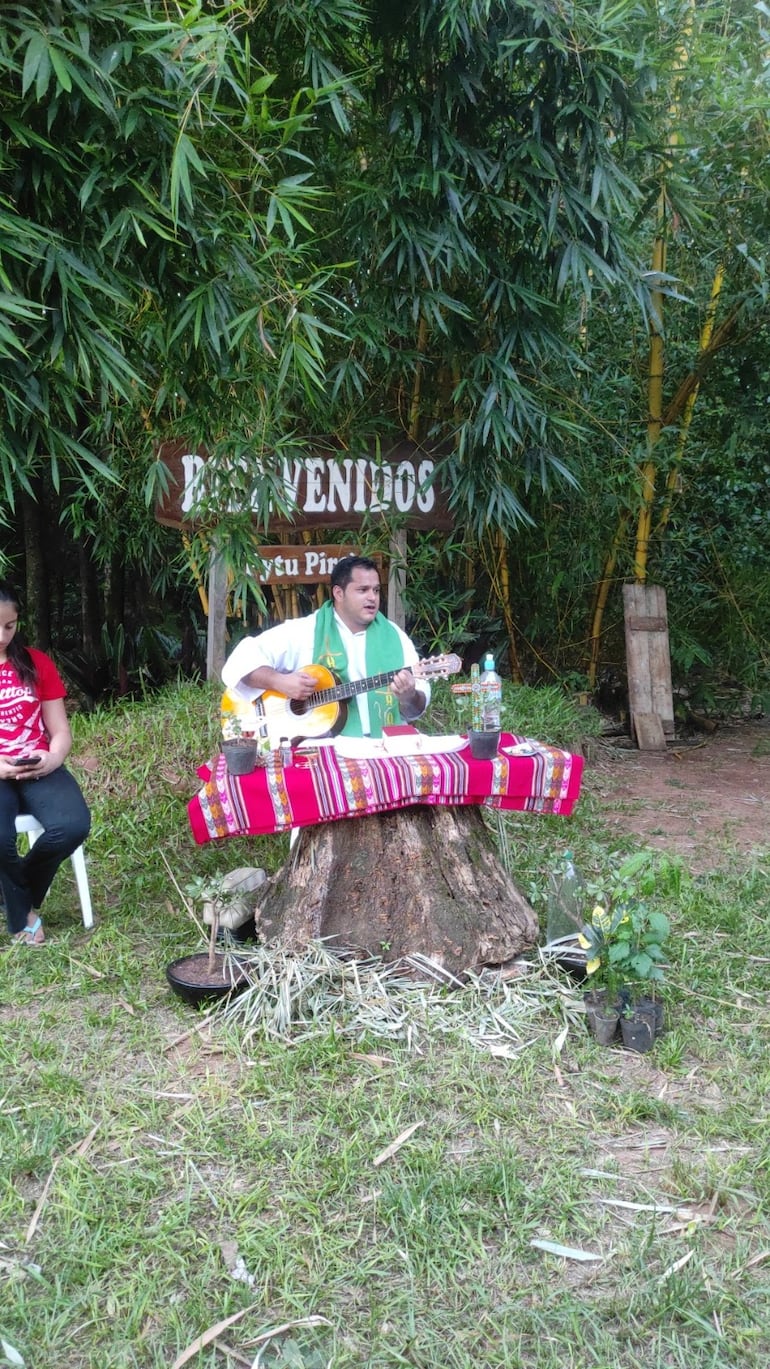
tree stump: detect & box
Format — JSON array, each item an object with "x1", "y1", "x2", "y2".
[{"x1": 253, "y1": 804, "x2": 539, "y2": 978}]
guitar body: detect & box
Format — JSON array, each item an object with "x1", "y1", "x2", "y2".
[
  {"x1": 245, "y1": 652, "x2": 462, "y2": 752},
  {"x1": 258, "y1": 665, "x2": 347, "y2": 747}
]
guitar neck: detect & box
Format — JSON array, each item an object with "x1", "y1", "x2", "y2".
[{"x1": 309, "y1": 668, "x2": 405, "y2": 709}]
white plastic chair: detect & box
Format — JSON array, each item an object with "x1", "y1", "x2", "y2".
[{"x1": 14, "y1": 814, "x2": 94, "y2": 930}]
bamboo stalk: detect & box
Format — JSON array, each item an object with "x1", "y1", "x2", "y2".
[
  {"x1": 182, "y1": 532, "x2": 210, "y2": 615},
  {"x1": 634, "y1": 218, "x2": 667, "y2": 583},
  {"x1": 408, "y1": 315, "x2": 428, "y2": 439},
  {"x1": 480, "y1": 531, "x2": 522, "y2": 682},
  {"x1": 587, "y1": 512, "x2": 629, "y2": 689},
  {"x1": 495, "y1": 530, "x2": 523, "y2": 682},
  {"x1": 633, "y1": 0, "x2": 695, "y2": 583},
  {"x1": 658, "y1": 262, "x2": 726, "y2": 535}
]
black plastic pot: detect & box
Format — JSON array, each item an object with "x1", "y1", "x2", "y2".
[
  {"x1": 592, "y1": 1007, "x2": 621, "y2": 1045},
  {"x1": 468, "y1": 729, "x2": 501, "y2": 760},
  {"x1": 222, "y1": 740, "x2": 259, "y2": 776},
  {"x1": 636, "y1": 994, "x2": 664, "y2": 1035},
  {"x1": 165, "y1": 952, "x2": 246, "y2": 1008},
  {"x1": 548, "y1": 948, "x2": 588, "y2": 983},
  {"x1": 584, "y1": 987, "x2": 623, "y2": 1044},
  {"x1": 620, "y1": 1011, "x2": 655, "y2": 1053}
]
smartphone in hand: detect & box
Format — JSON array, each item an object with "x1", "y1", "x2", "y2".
[{"x1": 12, "y1": 756, "x2": 42, "y2": 767}]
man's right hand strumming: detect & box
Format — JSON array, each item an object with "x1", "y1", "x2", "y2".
[{"x1": 245, "y1": 666, "x2": 317, "y2": 700}]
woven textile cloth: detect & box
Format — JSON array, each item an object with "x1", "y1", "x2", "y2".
[{"x1": 188, "y1": 733, "x2": 583, "y2": 844}]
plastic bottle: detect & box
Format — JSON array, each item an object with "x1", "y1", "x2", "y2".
[
  {"x1": 545, "y1": 851, "x2": 586, "y2": 944},
  {"x1": 479, "y1": 653, "x2": 502, "y2": 731}
]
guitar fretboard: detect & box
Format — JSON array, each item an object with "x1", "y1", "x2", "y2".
[{"x1": 307, "y1": 669, "x2": 401, "y2": 709}]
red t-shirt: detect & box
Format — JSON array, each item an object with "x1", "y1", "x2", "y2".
[{"x1": 0, "y1": 648, "x2": 67, "y2": 759}]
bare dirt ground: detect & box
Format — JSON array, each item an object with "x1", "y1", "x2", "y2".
[{"x1": 585, "y1": 716, "x2": 770, "y2": 874}]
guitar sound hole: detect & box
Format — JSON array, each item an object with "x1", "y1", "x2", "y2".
[{"x1": 290, "y1": 700, "x2": 309, "y2": 717}]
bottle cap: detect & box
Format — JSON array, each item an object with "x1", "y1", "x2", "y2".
[
  {"x1": 565, "y1": 849, "x2": 574, "y2": 861},
  {"x1": 483, "y1": 653, "x2": 495, "y2": 669}
]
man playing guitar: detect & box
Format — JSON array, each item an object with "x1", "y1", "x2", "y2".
[{"x1": 221, "y1": 555, "x2": 431, "y2": 743}]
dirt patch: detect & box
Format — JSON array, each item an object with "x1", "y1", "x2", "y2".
[{"x1": 585, "y1": 718, "x2": 770, "y2": 874}]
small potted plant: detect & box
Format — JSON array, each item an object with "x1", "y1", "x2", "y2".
[
  {"x1": 220, "y1": 689, "x2": 258, "y2": 777},
  {"x1": 578, "y1": 903, "x2": 627, "y2": 1044},
  {"x1": 165, "y1": 873, "x2": 251, "y2": 1008},
  {"x1": 578, "y1": 852, "x2": 672, "y2": 1049}
]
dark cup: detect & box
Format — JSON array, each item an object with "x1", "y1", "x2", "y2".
[{"x1": 468, "y1": 729, "x2": 501, "y2": 760}]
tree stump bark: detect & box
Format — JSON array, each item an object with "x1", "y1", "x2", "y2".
[{"x1": 253, "y1": 805, "x2": 539, "y2": 978}]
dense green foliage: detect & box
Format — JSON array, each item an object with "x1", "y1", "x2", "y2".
[{"x1": 0, "y1": 1, "x2": 768, "y2": 709}]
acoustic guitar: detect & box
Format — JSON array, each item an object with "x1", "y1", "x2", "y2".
[{"x1": 249, "y1": 653, "x2": 462, "y2": 750}]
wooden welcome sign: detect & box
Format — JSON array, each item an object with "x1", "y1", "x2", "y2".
[
  {"x1": 154, "y1": 437, "x2": 449, "y2": 675},
  {"x1": 154, "y1": 438, "x2": 453, "y2": 533}
]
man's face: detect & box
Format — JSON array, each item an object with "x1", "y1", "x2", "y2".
[{"x1": 333, "y1": 567, "x2": 381, "y2": 632}]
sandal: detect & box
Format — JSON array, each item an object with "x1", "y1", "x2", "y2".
[{"x1": 13, "y1": 916, "x2": 45, "y2": 946}]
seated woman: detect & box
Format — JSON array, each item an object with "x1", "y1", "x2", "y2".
[{"x1": 0, "y1": 582, "x2": 91, "y2": 945}]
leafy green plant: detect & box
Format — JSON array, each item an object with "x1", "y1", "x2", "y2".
[{"x1": 578, "y1": 852, "x2": 674, "y2": 999}]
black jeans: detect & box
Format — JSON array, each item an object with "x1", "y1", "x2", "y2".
[{"x1": 0, "y1": 768, "x2": 91, "y2": 934}]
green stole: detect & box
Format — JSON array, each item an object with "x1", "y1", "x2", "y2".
[{"x1": 312, "y1": 602, "x2": 404, "y2": 737}]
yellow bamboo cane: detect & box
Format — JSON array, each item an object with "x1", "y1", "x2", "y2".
[
  {"x1": 495, "y1": 529, "x2": 523, "y2": 682},
  {"x1": 658, "y1": 262, "x2": 725, "y2": 534},
  {"x1": 587, "y1": 512, "x2": 630, "y2": 689},
  {"x1": 182, "y1": 532, "x2": 210, "y2": 616},
  {"x1": 635, "y1": 220, "x2": 666, "y2": 583},
  {"x1": 633, "y1": 0, "x2": 695, "y2": 583},
  {"x1": 408, "y1": 316, "x2": 428, "y2": 440}
]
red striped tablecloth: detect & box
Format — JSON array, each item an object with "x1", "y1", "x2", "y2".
[{"x1": 187, "y1": 733, "x2": 583, "y2": 844}]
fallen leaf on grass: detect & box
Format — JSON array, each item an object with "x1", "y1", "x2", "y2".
[
  {"x1": 596, "y1": 1198, "x2": 680, "y2": 1214},
  {"x1": 72, "y1": 754, "x2": 99, "y2": 773},
  {"x1": 170, "y1": 1305, "x2": 257, "y2": 1369},
  {"x1": 25, "y1": 1157, "x2": 61, "y2": 1245},
  {"x1": 68, "y1": 957, "x2": 107, "y2": 981},
  {"x1": 73, "y1": 1123, "x2": 100, "y2": 1159},
  {"x1": 26, "y1": 1124, "x2": 101, "y2": 1242},
  {"x1": 242, "y1": 1315, "x2": 332, "y2": 1348},
  {"x1": 213, "y1": 1340, "x2": 253, "y2": 1367},
  {"x1": 732, "y1": 1250, "x2": 770, "y2": 1277},
  {"x1": 659, "y1": 1249, "x2": 695, "y2": 1280},
  {"x1": 1, "y1": 1337, "x2": 26, "y2": 1367},
  {"x1": 552, "y1": 1024, "x2": 569, "y2": 1058},
  {"x1": 531, "y1": 1239, "x2": 603, "y2": 1262},
  {"x1": 373, "y1": 1121, "x2": 424, "y2": 1167}
]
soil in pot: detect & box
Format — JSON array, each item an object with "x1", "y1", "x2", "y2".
[{"x1": 166, "y1": 952, "x2": 247, "y2": 1008}]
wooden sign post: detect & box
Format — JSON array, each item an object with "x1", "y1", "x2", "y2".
[
  {"x1": 622, "y1": 582, "x2": 675, "y2": 750},
  {"x1": 206, "y1": 549, "x2": 229, "y2": 681}
]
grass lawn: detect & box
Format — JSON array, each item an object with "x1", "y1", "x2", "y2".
[{"x1": 1, "y1": 682, "x2": 769, "y2": 1369}]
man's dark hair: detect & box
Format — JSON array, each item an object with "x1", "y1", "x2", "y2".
[{"x1": 330, "y1": 554, "x2": 379, "y2": 594}]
